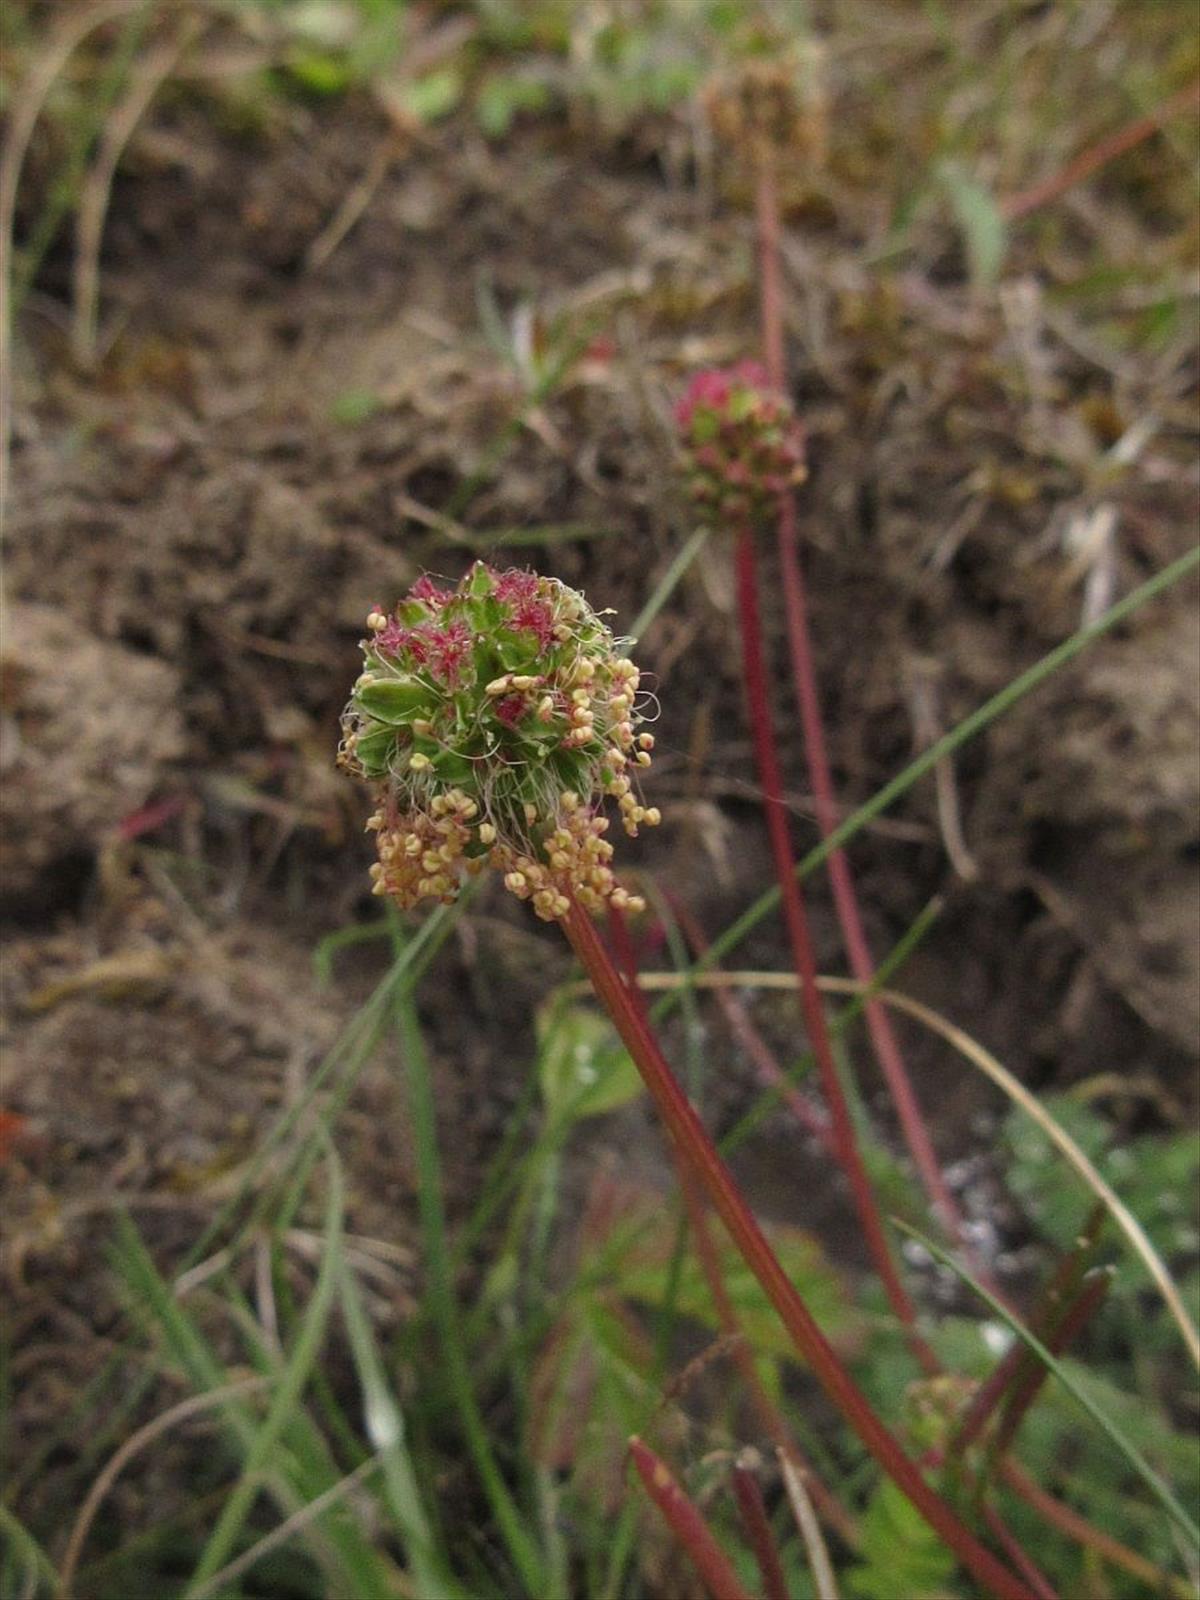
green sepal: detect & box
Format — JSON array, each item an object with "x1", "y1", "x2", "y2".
[
  {"x1": 431, "y1": 749, "x2": 474, "y2": 785},
  {"x1": 356, "y1": 677, "x2": 436, "y2": 724},
  {"x1": 354, "y1": 725, "x2": 398, "y2": 776}
]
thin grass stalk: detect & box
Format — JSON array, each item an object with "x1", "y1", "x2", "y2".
[
  {"x1": 731, "y1": 1464, "x2": 790, "y2": 1600},
  {"x1": 733, "y1": 525, "x2": 937, "y2": 1373},
  {"x1": 753, "y1": 154, "x2": 975, "y2": 1256},
  {"x1": 628, "y1": 1437, "x2": 753, "y2": 1600},
  {"x1": 777, "y1": 1447, "x2": 840, "y2": 1600},
  {"x1": 562, "y1": 900, "x2": 1038, "y2": 1600}
]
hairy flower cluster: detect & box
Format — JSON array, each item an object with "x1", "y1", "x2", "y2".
[
  {"x1": 339, "y1": 564, "x2": 659, "y2": 921},
  {"x1": 675, "y1": 361, "x2": 806, "y2": 526}
]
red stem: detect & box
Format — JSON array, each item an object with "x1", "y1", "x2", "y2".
[
  {"x1": 628, "y1": 1437, "x2": 754, "y2": 1600},
  {"x1": 732, "y1": 1464, "x2": 790, "y2": 1600},
  {"x1": 753, "y1": 155, "x2": 977, "y2": 1260},
  {"x1": 1000, "y1": 78, "x2": 1200, "y2": 222},
  {"x1": 563, "y1": 900, "x2": 1037, "y2": 1600},
  {"x1": 988, "y1": 1269, "x2": 1113, "y2": 1467},
  {"x1": 734, "y1": 525, "x2": 938, "y2": 1372},
  {"x1": 668, "y1": 893, "x2": 834, "y2": 1154},
  {"x1": 981, "y1": 1505, "x2": 1060, "y2": 1600},
  {"x1": 611, "y1": 902, "x2": 854, "y2": 1545},
  {"x1": 676, "y1": 1163, "x2": 857, "y2": 1547},
  {"x1": 951, "y1": 1204, "x2": 1106, "y2": 1458},
  {"x1": 1000, "y1": 1461, "x2": 1196, "y2": 1600}
]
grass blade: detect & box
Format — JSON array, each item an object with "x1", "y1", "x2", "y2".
[
  {"x1": 393, "y1": 985, "x2": 546, "y2": 1595},
  {"x1": 339, "y1": 1262, "x2": 463, "y2": 1600},
  {"x1": 184, "y1": 1144, "x2": 348, "y2": 1594}
]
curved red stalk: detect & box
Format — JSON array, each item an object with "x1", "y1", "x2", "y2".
[
  {"x1": 628, "y1": 1437, "x2": 753, "y2": 1600},
  {"x1": 754, "y1": 152, "x2": 998, "y2": 1276},
  {"x1": 1000, "y1": 78, "x2": 1200, "y2": 222},
  {"x1": 563, "y1": 900, "x2": 1037, "y2": 1600},
  {"x1": 667, "y1": 892, "x2": 834, "y2": 1154},
  {"x1": 732, "y1": 1464, "x2": 790, "y2": 1600},
  {"x1": 734, "y1": 525, "x2": 938, "y2": 1374},
  {"x1": 607, "y1": 905, "x2": 854, "y2": 1546}
]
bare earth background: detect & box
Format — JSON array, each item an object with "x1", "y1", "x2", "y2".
[{"x1": 2, "y1": 10, "x2": 1198, "y2": 1591}]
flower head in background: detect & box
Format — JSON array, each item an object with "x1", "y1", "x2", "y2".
[
  {"x1": 339, "y1": 564, "x2": 658, "y2": 921},
  {"x1": 675, "y1": 361, "x2": 806, "y2": 526}
]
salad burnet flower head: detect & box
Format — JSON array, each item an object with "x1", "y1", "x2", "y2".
[
  {"x1": 339, "y1": 564, "x2": 659, "y2": 922},
  {"x1": 675, "y1": 360, "x2": 806, "y2": 527}
]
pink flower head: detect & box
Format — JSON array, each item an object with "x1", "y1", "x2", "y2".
[
  {"x1": 675, "y1": 361, "x2": 806, "y2": 527},
  {"x1": 674, "y1": 360, "x2": 771, "y2": 432},
  {"x1": 410, "y1": 574, "x2": 450, "y2": 606},
  {"x1": 494, "y1": 694, "x2": 528, "y2": 728}
]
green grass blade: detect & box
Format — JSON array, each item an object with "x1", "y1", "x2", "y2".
[
  {"x1": 892, "y1": 1219, "x2": 1200, "y2": 1548},
  {"x1": 628, "y1": 526, "x2": 710, "y2": 643},
  {"x1": 184, "y1": 1144, "x2": 348, "y2": 1594},
  {"x1": 0, "y1": 1501, "x2": 59, "y2": 1596},
  {"x1": 393, "y1": 985, "x2": 546, "y2": 1595},
  {"x1": 339, "y1": 1261, "x2": 464, "y2": 1600}
]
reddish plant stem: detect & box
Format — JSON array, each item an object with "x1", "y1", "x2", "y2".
[
  {"x1": 734, "y1": 526, "x2": 938, "y2": 1373},
  {"x1": 951, "y1": 1204, "x2": 1106, "y2": 1458},
  {"x1": 628, "y1": 1437, "x2": 753, "y2": 1600},
  {"x1": 610, "y1": 903, "x2": 854, "y2": 1546},
  {"x1": 999, "y1": 1461, "x2": 1196, "y2": 1600},
  {"x1": 1000, "y1": 78, "x2": 1200, "y2": 222},
  {"x1": 980, "y1": 1506, "x2": 1060, "y2": 1600},
  {"x1": 732, "y1": 1464, "x2": 791, "y2": 1600},
  {"x1": 668, "y1": 892, "x2": 834, "y2": 1154},
  {"x1": 676, "y1": 1163, "x2": 857, "y2": 1547},
  {"x1": 753, "y1": 155, "x2": 974, "y2": 1259},
  {"x1": 988, "y1": 1269, "x2": 1113, "y2": 1469},
  {"x1": 563, "y1": 900, "x2": 1037, "y2": 1600}
]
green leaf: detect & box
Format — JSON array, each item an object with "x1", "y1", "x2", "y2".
[
  {"x1": 611, "y1": 1191, "x2": 862, "y2": 1363},
  {"x1": 537, "y1": 1002, "x2": 643, "y2": 1123},
  {"x1": 356, "y1": 677, "x2": 435, "y2": 724},
  {"x1": 394, "y1": 67, "x2": 463, "y2": 126},
  {"x1": 848, "y1": 1479, "x2": 956, "y2": 1600},
  {"x1": 476, "y1": 74, "x2": 552, "y2": 139},
  {"x1": 937, "y1": 160, "x2": 1007, "y2": 286},
  {"x1": 331, "y1": 388, "x2": 383, "y2": 426}
]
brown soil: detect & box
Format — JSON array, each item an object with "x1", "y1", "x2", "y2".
[{"x1": 2, "y1": 90, "x2": 1198, "y2": 1580}]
